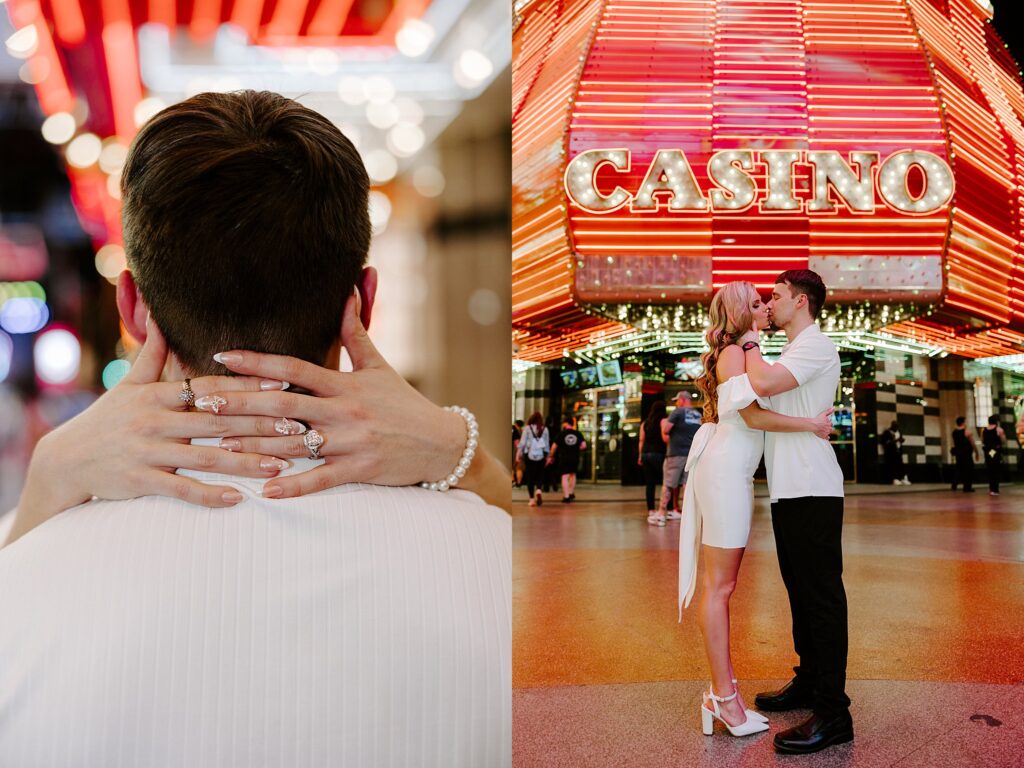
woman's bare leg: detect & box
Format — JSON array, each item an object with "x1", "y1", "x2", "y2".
[{"x1": 698, "y1": 544, "x2": 747, "y2": 726}]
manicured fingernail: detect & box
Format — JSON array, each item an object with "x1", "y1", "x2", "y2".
[
  {"x1": 353, "y1": 288, "x2": 362, "y2": 318},
  {"x1": 213, "y1": 352, "x2": 243, "y2": 366},
  {"x1": 222, "y1": 491, "x2": 243, "y2": 503},
  {"x1": 274, "y1": 418, "x2": 306, "y2": 435},
  {"x1": 219, "y1": 439, "x2": 241, "y2": 451},
  {"x1": 260, "y1": 379, "x2": 289, "y2": 391},
  {"x1": 195, "y1": 395, "x2": 227, "y2": 413},
  {"x1": 261, "y1": 458, "x2": 289, "y2": 471},
  {"x1": 262, "y1": 485, "x2": 283, "y2": 498}
]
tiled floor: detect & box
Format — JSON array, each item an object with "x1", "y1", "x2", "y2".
[{"x1": 513, "y1": 482, "x2": 1024, "y2": 767}]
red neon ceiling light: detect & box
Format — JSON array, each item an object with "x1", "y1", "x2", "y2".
[{"x1": 512, "y1": 0, "x2": 1024, "y2": 362}]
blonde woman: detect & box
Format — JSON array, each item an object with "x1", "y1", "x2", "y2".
[{"x1": 678, "y1": 282, "x2": 833, "y2": 737}]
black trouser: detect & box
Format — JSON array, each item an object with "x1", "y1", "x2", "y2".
[
  {"x1": 885, "y1": 453, "x2": 903, "y2": 482},
  {"x1": 953, "y1": 455, "x2": 973, "y2": 491},
  {"x1": 640, "y1": 452, "x2": 664, "y2": 510},
  {"x1": 524, "y1": 458, "x2": 546, "y2": 497},
  {"x1": 985, "y1": 457, "x2": 1001, "y2": 493},
  {"x1": 771, "y1": 496, "x2": 851, "y2": 719}
]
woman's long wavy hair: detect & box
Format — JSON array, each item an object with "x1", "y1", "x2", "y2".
[{"x1": 697, "y1": 281, "x2": 759, "y2": 424}]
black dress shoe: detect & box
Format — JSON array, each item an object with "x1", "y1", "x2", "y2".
[
  {"x1": 754, "y1": 678, "x2": 814, "y2": 711},
  {"x1": 773, "y1": 712, "x2": 853, "y2": 754}
]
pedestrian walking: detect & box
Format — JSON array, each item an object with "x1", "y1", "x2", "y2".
[
  {"x1": 519, "y1": 412, "x2": 550, "y2": 506},
  {"x1": 880, "y1": 420, "x2": 910, "y2": 485},
  {"x1": 981, "y1": 415, "x2": 1007, "y2": 496},
  {"x1": 659, "y1": 392, "x2": 701, "y2": 519},
  {"x1": 950, "y1": 416, "x2": 977, "y2": 493},
  {"x1": 639, "y1": 400, "x2": 668, "y2": 525},
  {"x1": 549, "y1": 416, "x2": 586, "y2": 503}
]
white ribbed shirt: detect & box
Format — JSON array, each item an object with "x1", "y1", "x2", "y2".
[{"x1": 0, "y1": 457, "x2": 511, "y2": 768}]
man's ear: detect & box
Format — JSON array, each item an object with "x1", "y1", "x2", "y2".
[
  {"x1": 116, "y1": 270, "x2": 149, "y2": 344},
  {"x1": 356, "y1": 266, "x2": 378, "y2": 331}
]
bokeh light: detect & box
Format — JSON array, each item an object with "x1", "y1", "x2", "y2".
[
  {"x1": 454, "y1": 50, "x2": 493, "y2": 88},
  {"x1": 5, "y1": 25, "x2": 38, "y2": 58},
  {"x1": 34, "y1": 327, "x2": 81, "y2": 385},
  {"x1": 388, "y1": 123, "x2": 426, "y2": 157},
  {"x1": 366, "y1": 101, "x2": 400, "y2": 129},
  {"x1": 101, "y1": 358, "x2": 132, "y2": 390},
  {"x1": 368, "y1": 191, "x2": 392, "y2": 235},
  {"x1": 133, "y1": 96, "x2": 166, "y2": 128},
  {"x1": 41, "y1": 112, "x2": 76, "y2": 144},
  {"x1": 364, "y1": 150, "x2": 398, "y2": 183},
  {"x1": 94, "y1": 244, "x2": 128, "y2": 282},
  {"x1": 468, "y1": 288, "x2": 502, "y2": 326},
  {"x1": 0, "y1": 297, "x2": 49, "y2": 334},
  {"x1": 413, "y1": 165, "x2": 446, "y2": 197},
  {"x1": 395, "y1": 19, "x2": 434, "y2": 58},
  {"x1": 66, "y1": 133, "x2": 103, "y2": 168},
  {"x1": 0, "y1": 330, "x2": 12, "y2": 383}
]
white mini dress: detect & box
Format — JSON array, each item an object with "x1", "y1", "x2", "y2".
[{"x1": 679, "y1": 374, "x2": 766, "y2": 613}]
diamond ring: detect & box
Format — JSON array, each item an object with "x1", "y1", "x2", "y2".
[
  {"x1": 303, "y1": 430, "x2": 324, "y2": 460},
  {"x1": 179, "y1": 378, "x2": 195, "y2": 408}
]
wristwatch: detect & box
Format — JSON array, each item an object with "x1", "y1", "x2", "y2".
[{"x1": 741, "y1": 341, "x2": 759, "y2": 352}]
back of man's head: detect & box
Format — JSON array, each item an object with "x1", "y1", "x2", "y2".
[{"x1": 121, "y1": 90, "x2": 370, "y2": 375}]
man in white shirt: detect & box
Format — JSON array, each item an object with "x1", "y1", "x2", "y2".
[
  {"x1": 0, "y1": 91, "x2": 511, "y2": 767},
  {"x1": 738, "y1": 270, "x2": 851, "y2": 755}
]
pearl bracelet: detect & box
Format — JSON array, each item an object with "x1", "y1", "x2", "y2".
[{"x1": 420, "y1": 406, "x2": 478, "y2": 492}]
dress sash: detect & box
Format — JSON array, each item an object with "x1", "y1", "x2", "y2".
[{"x1": 678, "y1": 421, "x2": 716, "y2": 618}]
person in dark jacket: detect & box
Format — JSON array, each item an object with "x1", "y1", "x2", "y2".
[
  {"x1": 950, "y1": 416, "x2": 977, "y2": 493},
  {"x1": 638, "y1": 400, "x2": 667, "y2": 525},
  {"x1": 880, "y1": 420, "x2": 909, "y2": 485},
  {"x1": 981, "y1": 414, "x2": 1007, "y2": 496}
]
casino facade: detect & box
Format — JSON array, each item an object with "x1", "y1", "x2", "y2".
[{"x1": 512, "y1": 0, "x2": 1024, "y2": 484}]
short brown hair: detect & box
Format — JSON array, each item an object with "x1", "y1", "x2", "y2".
[
  {"x1": 775, "y1": 269, "x2": 827, "y2": 319},
  {"x1": 121, "y1": 90, "x2": 370, "y2": 375}
]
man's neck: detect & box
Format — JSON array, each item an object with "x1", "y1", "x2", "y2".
[{"x1": 782, "y1": 314, "x2": 814, "y2": 341}]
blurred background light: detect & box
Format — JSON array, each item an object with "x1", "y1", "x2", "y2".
[
  {"x1": 337, "y1": 76, "x2": 366, "y2": 105},
  {"x1": 368, "y1": 191, "x2": 392, "y2": 235},
  {"x1": 396, "y1": 19, "x2": 435, "y2": 58},
  {"x1": 65, "y1": 133, "x2": 102, "y2": 168},
  {"x1": 99, "y1": 141, "x2": 129, "y2": 174},
  {"x1": 364, "y1": 149, "x2": 398, "y2": 183},
  {"x1": 363, "y1": 76, "x2": 396, "y2": 104},
  {"x1": 412, "y1": 165, "x2": 445, "y2": 197},
  {"x1": 0, "y1": 297, "x2": 49, "y2": 334},
  {"x1": 34, "y1": 328, "x2": 81, "y2": 385},
  {"x1": 18, "y1": 56, "x2": 48, "y2": 84},
  {"x1": 101, "y1": 358, "x2": 132, "y2": 389},
  {"x1": 0, "y1": 330, "x2": 12, "y2": 383},
  {"x1": 133, "y1": 97, "x2": 166, "y2": 128},
  {"x1": 388, "y1": 123, "x2": 426, "y2": 157},
  {"x1": 454, "y1": 49, "x2": 493, "y2": 88},
  {"x1": 468, "y1": 288, "x2": 501, "y2": 326},
  {"x1": 94, "y1": 244, "x2": 127, "y2": 282},
  {"x1": 366, "y1": 101, "x2": 400, "y2": 129},
  {"x1": 4, "y1": 24, "x2": 37, "y2": 58},
  {"x1": 41, "y1": 112, "x2": 76, "y2": 144}
]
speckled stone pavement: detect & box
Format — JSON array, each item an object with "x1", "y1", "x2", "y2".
[{"x1": 513, "y1": 483, "x2": 1024, "y2": 767}]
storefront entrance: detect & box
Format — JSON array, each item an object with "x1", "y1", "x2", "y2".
[{"x1": 564, "y1": 387, "x2": 624, "y2": 483}]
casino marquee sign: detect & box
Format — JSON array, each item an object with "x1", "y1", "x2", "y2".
[
  {"x1": 564, "y1": 149, "x2": 954, "y2": 216},
  {"x1": 512, "y1": 0, "x2": 1024, "y2": 362}
]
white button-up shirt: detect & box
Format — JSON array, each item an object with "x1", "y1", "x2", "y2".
[
  {"x1": 764, "y1": 323, "x2": 846, "y2": 502},
  {"x1": 0, "y1": 457, "x2": 511, "y2": 768}
]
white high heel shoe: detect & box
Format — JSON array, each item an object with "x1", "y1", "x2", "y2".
[
  {"x1": 733, "y1": 678, "x2": 768, "y2": 723},
  {"x1": 701, "y1": 686, "x2": 770, "y2": 737}
]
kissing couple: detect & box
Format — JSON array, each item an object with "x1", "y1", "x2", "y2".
[{"x1": 678, "y1": 269, "x2": 853, "y2": 755}]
